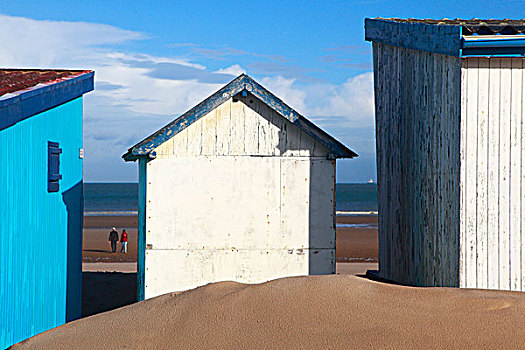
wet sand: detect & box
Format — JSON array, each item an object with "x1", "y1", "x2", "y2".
[
  {"x1": 336, "y1": 215, "x2": 378, "y2": 262},
  {"x1": 83, "y1": 214, "x2": 378, "y2": 263},
  {"x1": 83, "y1": 216, "x2": 137, "y2": 263},
  {"x1": 19, "y1": 274, "x2": 525, "y2": 349},
  {"x1": 84, "y1": 215, "x2": 137, "y2": 228}
]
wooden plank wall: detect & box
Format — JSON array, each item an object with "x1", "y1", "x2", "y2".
[
  {"x1": 460, "y1": 57, "x2": 525, "y2": 290},
  {"x1": 373, "y1": 42, "x2": 462, "y2": 286},
  {"x1": 154, "y1": 95, "x2": 330, "y2": 158},
  {"x1": 143, "y1": 95, "x2": 336, "y2": 297}
]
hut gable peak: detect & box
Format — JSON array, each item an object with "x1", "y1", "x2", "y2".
[{"x1": 123, "y1": 74, "x2": 356, "y2": 161}]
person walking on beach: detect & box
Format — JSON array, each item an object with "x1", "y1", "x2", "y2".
[
  {"x1": 108, "y1": 227, "x2": 119, "y2": 253},
  {"x1": 120, "y1": 229, "x2": 128, "y2": 253}
]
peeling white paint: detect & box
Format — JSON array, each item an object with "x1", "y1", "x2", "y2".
[{"x1": 142, "y1": 97, "x2": 336, "y2": 298}]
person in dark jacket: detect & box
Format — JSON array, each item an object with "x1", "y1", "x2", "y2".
[{"x1": 109, "y1": 227, "x2": 119, "y2": 253}]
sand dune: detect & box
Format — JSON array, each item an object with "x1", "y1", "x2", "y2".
[{"x1": 15, "y1": 275, "x2": 525, "y2": 349}]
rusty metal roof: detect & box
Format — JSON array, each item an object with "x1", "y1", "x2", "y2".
[
  {"x1": 0, "y1": 69, "x2": 94, "y2": 131},
  {"x1": 376, "y1": 18, "x2": 525, "y2": 35},
  {"x1": 0, "y1": 69, "x2": 92, "y2": 96}
]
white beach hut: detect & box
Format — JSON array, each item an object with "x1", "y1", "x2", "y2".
[
  {"x1": 366, "y1": 18, "x2": 525, "y2": 290},
  {"x1": 123, "y1": 74, "x2": 356, "y2": 299}
]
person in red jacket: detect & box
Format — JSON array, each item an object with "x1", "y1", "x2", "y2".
[{"x1": 120, "y1": 229, "x2": 128, "y2": 253}]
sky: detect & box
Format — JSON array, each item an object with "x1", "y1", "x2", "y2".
[{"x1": 1, "y1": 1, "x2": 524, "y2": 183}]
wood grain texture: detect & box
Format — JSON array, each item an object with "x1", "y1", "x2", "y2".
[
  {"x1": 154, "y1": 97, "x2": 330, "y2": 158},
  {"x1": 373, "y1": 43, "x2": 461, "y2": 286}
]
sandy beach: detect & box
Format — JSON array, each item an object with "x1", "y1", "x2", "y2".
[
  {"x1": 83, "y1": 216, "x2": 138, "y2": 263},
  {"x1": 18, "y1": 274, "x2": 525, "y2": 349},
  {"x1": 336, "y1": 215, "x2": 377, "y2": 262}
]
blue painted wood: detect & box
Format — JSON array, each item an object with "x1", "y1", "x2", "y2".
[
  {"x1": 365, "y1": 18, "x2": 463, "y2": 56},
  {"x1": 123, "y1": 74, "x2": 357, "y2": 160},
  {"x1": 0, "y1": 72, "x2": 94, "y2": 132},
  {"x1": 461, "y1": 35, "x2": 525, "y2": 56},
  {"x1": 137, "y1": 157, "x2": 147, "y2": 301},
  {"x1": 0, "y1": 98, "x2": 84, "y2": 349},
  {"x1": 47, "y1": 142, "x2": 63, "y2": 192},
  {"x1": 461, "y1": 47, "x2": 525, "y2": 57},
  {"x1": 463, "y1": 36, "x2": 525, "y2": 48}
]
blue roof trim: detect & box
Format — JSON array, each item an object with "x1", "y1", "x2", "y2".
[
  {"x1": 0, "y1": 72, "x2": 94, "y2": 132},
  {"x1": 365, "y1": 18, "x2": 462, "y2": 56},
  {"x1": 461, "y1": 36, "x2": 525, "y2": 57},
  {"x1": 123, "y1": 74, "x2": 357, "y2": 161}
]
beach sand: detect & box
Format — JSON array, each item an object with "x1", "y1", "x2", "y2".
[
  {"x1": 83, "y1": 216, "x2": 137, "y2": 263},
  {"x1": 79, "y1": 262, "x2": 375, "y2": 318},
  {"x1": 83, "y1": 215, "x2": 378, "y2": 263},
  {"x1": 336, "y1": 215, "x2": 377, "y2": 262},
  {"x1": 18, "y1": 274, "x2": 525, "y2": 349}
]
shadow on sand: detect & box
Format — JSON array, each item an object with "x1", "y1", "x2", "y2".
[{"x1": 82, "y1": 272, "x2": 137, "y2": 318}]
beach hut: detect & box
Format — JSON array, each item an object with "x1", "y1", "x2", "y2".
[
  {"x1": 123, "y1": 74, "x2": 356, "y2": 300},
  {"x1": 0, "y1": 69, "x2": 94, "y2": 348},
  {"x1": 365, "y1": 18, "x2": 525, "y2": 290}
]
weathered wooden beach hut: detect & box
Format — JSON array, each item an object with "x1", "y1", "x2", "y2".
[
  {"x1": 365, "y1": 18, "x2": 525, "y2": 290},
  {"x1": 123, "y1": 74, "x2": 356, "y2": 299},
  {"x1": 0, "y1": 69, "x2": 93, "y2": 348}
]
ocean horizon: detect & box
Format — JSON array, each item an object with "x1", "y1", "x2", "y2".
[{"x1": 84, "y1": 182, "x2": 378, "y2": 216}]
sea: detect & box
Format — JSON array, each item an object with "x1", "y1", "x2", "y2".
[{"x1": 84, "y1": 183, "x2": 378, "y2": 216}]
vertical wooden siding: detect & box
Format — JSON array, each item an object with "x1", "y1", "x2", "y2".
[
  {"x1": 154, "y1": 95, "x2": 330, "y2": 158},
  {"x1": 373, "y1": 43, "x2": 462, "y2": 286},
  {"x1": 0, "y1": 98, "x2": 83, "y2": 349},
  {"x1": 460, "y1": 58, "x2": 525, "y2": 290}
]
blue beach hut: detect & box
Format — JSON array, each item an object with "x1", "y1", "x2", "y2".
[{"x1": 0, "y1": 69, "x2": 94, "y2": 348}]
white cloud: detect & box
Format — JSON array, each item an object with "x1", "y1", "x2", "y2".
[
  {"x1": 318, "y1": 73, "x2": 374, "y2": 124},
  {"x1": 260, "y1": 76, "x2": 308, "y2": 113},
  {"x1": 0, "y1": 14, "x2": 375, "y2": 181},
  {"x1": 0, "y1": 14, "x2": 145, "y2": 68},
  {"x1": 260, "y1": 73, "x2": 375, "y2": 127},
  {"x1": 214, "y1": 64, "x2": 246, "y2": 76}
]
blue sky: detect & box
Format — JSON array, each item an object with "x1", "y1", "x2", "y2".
[{"x1": 1, "y1": 1, "x2": 524, "y2": 182}]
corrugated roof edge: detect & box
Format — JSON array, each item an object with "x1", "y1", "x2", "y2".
[
  {"x1": 0, "y1": 71, "x2": 94, "y2": 132},
  {"x1": 122, "y1": 74, "x2": 357, "y2": 161}
]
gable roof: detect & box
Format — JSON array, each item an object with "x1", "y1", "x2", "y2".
[
  {"x1": 123, "y1": 74, "x2": 357, "y2": 161},
  {"x1": 0, "y1": 69, "x2": 94, "y2": 132}
]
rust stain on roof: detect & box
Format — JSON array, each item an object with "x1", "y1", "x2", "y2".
[{"x1": 0, "y1": 69, "x2": 92, "y2": 96}]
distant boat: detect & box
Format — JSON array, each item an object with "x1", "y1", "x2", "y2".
[{"x1": 367, "y1": 178, "x2": 374, "y2": 184}]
